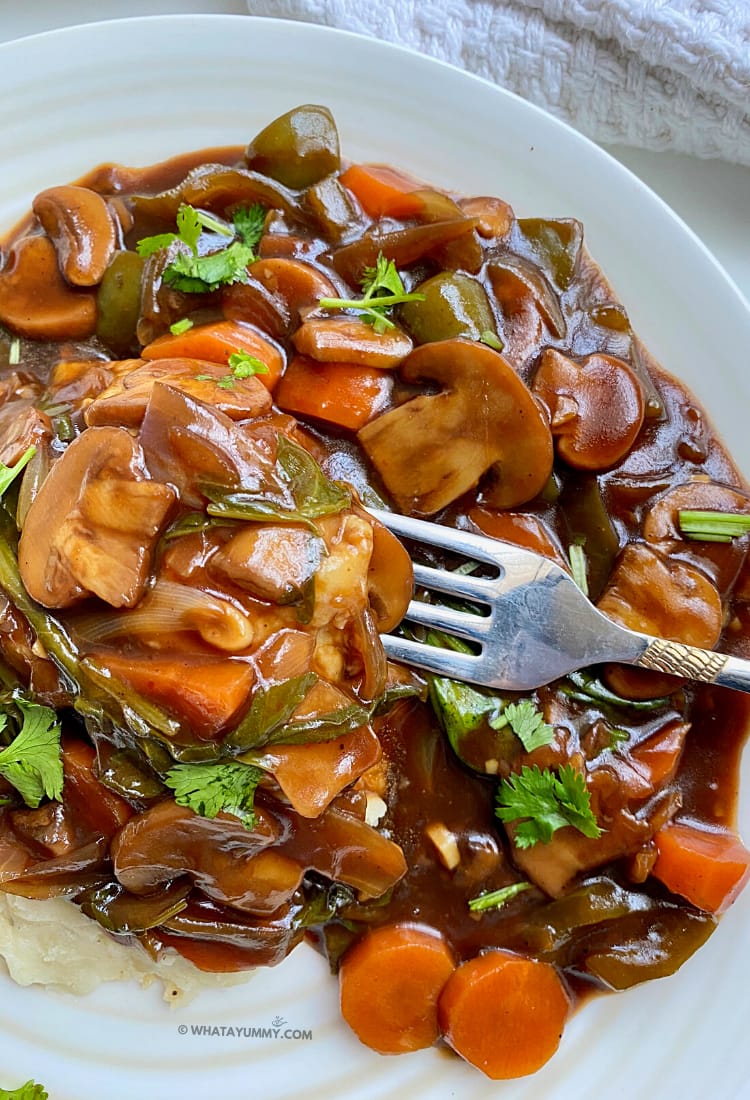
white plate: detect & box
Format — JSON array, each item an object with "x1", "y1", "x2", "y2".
[{"x1": 1, "y1": 15, "x2": 750, "y2": 1100}]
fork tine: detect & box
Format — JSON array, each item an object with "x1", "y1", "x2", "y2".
[
  {"x1": 412, "y1": 562, "x2": 495, "y2": 603},
  {"x1": 380, "y1": 634, "x2": 484, "y2": 682},
  {"x1": 368, "y1": 508, "x2": 502, "y2": 567},
  {"x1": 402, "y1": 599, "x2": 492, "y2": 640}
]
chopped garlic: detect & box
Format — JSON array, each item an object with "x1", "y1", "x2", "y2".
[
  {"x1": 425, "y1": 822, "x2": 461, "y2": 871},
  {"x1": 364, "y1": 791, "x2": 388, "y2": 826}
]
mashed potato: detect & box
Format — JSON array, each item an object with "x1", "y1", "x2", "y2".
[{"x1": 0, "y1": 894, "x2": 247, "y2": 1003}]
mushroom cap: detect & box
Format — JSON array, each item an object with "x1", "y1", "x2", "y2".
[
  {"x1": 18, "y1": 425, "x2": 175, "y2": 609},
  {"x1": 32, "y1": 185, "x2": 116, "y2": 287},
  {"x1": 358, "y1": 338, "x2": 553, "y2": 515},
  {"x1": 532, "y1": 349, "x2": 645, "y2": 471},
  {"x1": 0, "y1": 235, "x2": 97, "y2": 340}
]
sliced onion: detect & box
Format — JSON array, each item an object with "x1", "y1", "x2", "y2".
[{"x1": 72, "y1": 578, "x2": 254, "y2": 653}]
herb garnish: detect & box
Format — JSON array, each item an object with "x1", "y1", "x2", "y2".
[
  {"x1": 164, "y1": 760, "x2": 264, "y2": 830},
  {"x1": 0, "y1": 697, "x2": 63, "y2": 808},
  {"x1": 468, "y1": 882, "x2": 531, "y2": 913},
  {"x1": 137, "y1": 202, "x2": 266, "y2": 294},
  {"x1": 678, "y1": 510, "x2": 750, "y2": 543},
  {"x1": 318, "y1": 252, "x2": 425, "y2": 333},
  {"x1": 0, "y1": 445, "x2": 35, "y2": 499},
  {"x1": 489, "y1": 700, "x2": 554, "y2": 753},
  {"x1": 496, "y1": 763, "x2": 601, "y2": 849}
]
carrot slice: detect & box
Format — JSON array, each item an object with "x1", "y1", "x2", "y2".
[
  {"x1": 275, "y1": 354, "x2": 392, "y2": 430},
  {"x1": 339, "y1": 923, "x2": 456, "y2": 1054},
  {"x1": 652, "y1": 821, "x2": 750, "y2": 914},
  {"x1": 438, "y1": 949, "x2": 570, "y2": 1079},
  {"x1": 141, "y1": 320, "x2": 284, "y2": 391},
  {"x1": 95, "y1": 652, "x2": 255, "y2": 739},
  {"x1": 340, "y1": 164, "x2": 426, "y2": 219}
]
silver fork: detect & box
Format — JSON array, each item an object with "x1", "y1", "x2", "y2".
[{"x1": 370, "y1": 508, "x2": 750, "y2": 694}]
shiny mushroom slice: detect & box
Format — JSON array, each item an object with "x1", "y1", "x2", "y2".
[
  {"x1": 210, "y1": 523, "x2": 324, "y2": 606},
  {"x1": 0, "y1": 236, "x2": 97, "y2": 340},
  {"x1": 18, "y1": 425, "x2": 176, "y2": 609},
  {"x1": 532, "y1": 348, "x2": 645, "y2": 471},
  {"x1": 293, "y1": 317, "x2": 412, "y2": 369},
  {"x1": 84, "y1": 357, "x2": 272, "y2": 428},
  {"x1": 32, "y1": 185, "x2": 117, "y2": 287},
  {"x1": 643, "y1": 479, "x2": 750, "y2": 595},
  {"x1": 597, "y1": 542, "x2": 723, "y2": 650},
  {"x1": 358, "y1": 339, "x2": 554, "y2": 515}
]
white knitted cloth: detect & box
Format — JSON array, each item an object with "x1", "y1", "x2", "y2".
[{"x1": 247, "y1": 0, "x2": 750, "y2": 165}]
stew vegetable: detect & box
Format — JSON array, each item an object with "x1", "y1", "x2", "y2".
[{"x1": 0, "y1": 103, "x2": 749, "y2": 1080}]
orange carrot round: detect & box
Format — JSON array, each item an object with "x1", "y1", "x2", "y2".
[
  {"x1": 653, "y1": 821, "x2": 750, "y2": 914},
  {"x1": 275, "y1": 354, "x2": 392, "y2": 431},
  {"x1": 339, "y1": 922, "x2": 456, "y2": 1054},
  {"x1": 141, "y1": 319, "x2": 284, "y2": 391},
  {"x1": 438, "y1": 949, "x2": 570, "y2": 1079},
  {"x1": 340, "y1": 164, "x2": 425, "y2": 219}
]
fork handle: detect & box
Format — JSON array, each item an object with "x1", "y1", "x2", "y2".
[{"x1": 634, "y1": 637, "x2": 750, "y2": 692}]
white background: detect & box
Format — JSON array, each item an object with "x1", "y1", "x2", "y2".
[{"x1": 0, "y1": 0, "x2": 748, "y2": 303}]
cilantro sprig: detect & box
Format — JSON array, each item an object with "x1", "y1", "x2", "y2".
[
  {"x1": 0, "y1": 1081, "x2": 49, "y2": 1100},
  {"x1": 496, "y1": 763, "x2": 601, "y2": 849},
  {"x1": 136, "y1": 202, "x2": 266, "y2": 294},
  {"x1": 318, "y1": 252, "x2": 425, "y2": 333},
  {"x1": 489, "y1": 699, "x2": 554, "y2": 753},
  {"x1": 0, "y1": 445, "x2": 35, "y2": 499},
  {"x1": 195, "y1": 349, "x2": 270, "y2": 390},
  {"x1": 468, "y1": 881, "x2": 531, "y2": 913},
  {"x1": 0, "y1": 698, "x2": 63, "y2": 808},
  {"x1": 164, "y1": 761, "x2": 264, "y2": 830}
]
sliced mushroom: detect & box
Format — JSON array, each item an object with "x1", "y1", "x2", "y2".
[
  {"x1": 85, "y1": 357, "x2": 272, "y2": 428},
  {"x1": 597, "y1": 543, "x2": 723, "y2": 650},
  {"x1": 139, "y1": 382, "x2": 285, "y2": 509},
  {"x1": 468, "y1": 505, "x2": 570, "y2": 571},
  {"x1": 210, "y1": 524, "x2": 324, "y2": 605},
  {"x1": 32, "y1": 185, "x2": 116, "y2": 287},
  {"x1": 643, "y1": 479, "x2": 750, "y2": 595},
  {"x1": 293, "y1": 317, "x2": 412, "y2": 369},
  {"x1": 459, "y1": 195, "x2": 514, "y2": 239},
  {"x1": 259, "y1": 724, "x2": 382, "y2": 819},
  {"x1": 249, "y1": 257, "x2": 337, "y2": 325},
  {"x1": 18, "y1": 425, "x2": 175, "y2": 608},
  {"x1": 359, "y1": 508, "x2": 413, "y2": 632},
  {"x1": 112, "y1": 799, "x2": 294, "y2": 913},
  {"x1": 488, "y1": 256, "x2": 566, "y2": 343},
  {"x1": 0, "y1": 235, "x2": 97, "y2": 340},
  {"x1": 0, "y1": 399, "x2": 52, "y2": 467},
  {"x1": 358, "y1": 339, "x2": 554, "y2": 515},
  {"x1": 532, "y1": 348, "x2": 645, "y2": 470}
]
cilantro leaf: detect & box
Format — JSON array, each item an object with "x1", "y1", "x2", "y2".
[
  {"x1": 490, "y1": 700, "x2": 554, "y2": 753},
  {"x1": 496, "y1": 764, "x2": 601, "y2": 849},
  {"x1": 163, "y1": 240, "x2": 255, "y2": 293},
  {"x1": 0, "y1": 445, "x2": 35, "y2": 498},
  {"x1": 233, "y1": 203, "x2": 267, "y2": 250},
  {"x1": 0, "y1": 1081, "x2": 49, "y2": 1100},
  {"x1": 0, "y1": 698, "x2": 63, "y2": 808},
  {"x1": 361, "y1": 252, "x2": 404, "y2": 298},
  {"x1": 468, "y1": 881, "x2": 530, "y2": 912},
  {"x1": 137, "y1": 203, "x2": 261, "y2": 293},
  {"x1": 318, "y1": 250, "x2": 425, "y2": 332},
  {"x1": 164, "y1": 761, "x2": 264, "y2": 830},
  {"x1": 228, "y1": 350, "x2": 269, "y2": 377}
]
